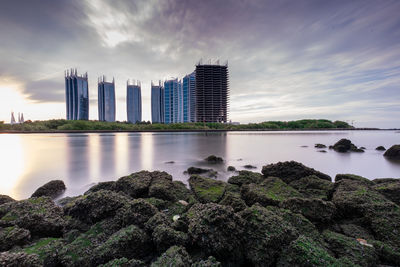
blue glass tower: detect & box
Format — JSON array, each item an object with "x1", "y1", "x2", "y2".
[
  {"x1": 182, "y1": 72, "x2": 196, "y2": 122},
  {"x1": 151, "y1": 81, "x2": 164, "y2": 123},
  {"x1": 98, "y1": 76, "x2": 116, "y2": 122},
  {"x1": 164, "y1": 79, "x2": 182, "y2": 124},
  {"x1": 127, "y1": 80, "x2": 142, "y2": 123},
  {"x1": 65, "y1": 69, "x2": 89, "y2": 120}
]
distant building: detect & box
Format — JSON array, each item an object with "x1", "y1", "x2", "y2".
[
  {"x1": 164, "y1": 78, "x2": 182, "y2": 124},
  {"x1": 195, "y1": 63, "x2": 229, "y2": 123},
  {"x1": 127, "y1": 80, "x2": 142, "y2": 123},
  {"x1": 10, "y1": 112, "x2": 16, "y2": 124},
  {"x1": 151, "y1": 81, "x2": 164, "y2": 123},
  {"x1": 65, "y1": 69, "x2": 89, "y2": 120},
  {"x1": 98, "y1": 76, "x2": 116, "y2": 122},
  {"x1": 182, "y1": 72, "x2": 196, "y2": 122}
]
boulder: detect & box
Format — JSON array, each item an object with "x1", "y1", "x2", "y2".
[
  {"x1": 384, "y1": 144, "x2": 400, "y2": 160},
  {"x1": 115, "y1": 171, "x2": 153, "y2": 198},
  {"x1": 189, "y1": 175, "x2": 226, "y2": 203},
  {"x1": 227, "y1": 170, "x2": 263, "y2": 187},
  {"x1": 0, "y1": 197, "x2": 64, "y2": 237},
  {"x1": 145, "y1": 212, "x2": 172, "y2": 233},
  {"x1": 261, "y1": 161, "x2": 331, "y2": 183},
  {"x1": 0, "y1": 226, "x2": 30, "y2": 251},
  {"x1": 64, "y1": 190, "x2": 130, "y2": 224},
  {"x1": 31, "y1": 180, "x2": 66, "y2": 199},
  {"x1": 241, "y1": 177, "x2": 302, "y2": 206},
  {"x1": 187, "y1": 203, "x2": 244, "y2": 264},
  {"x1": 148, "y1": 172, "x2": 176, "y2": 201},
  {"x1": 218, "y1": 192, "x2": 247, "y2": 212},
  {"x1": 375, "y1": 146, "x2": 386, "y2": 151},
  {"x1": 152, "y1": 224, "x2": 188, "y2": 252},
  {"x1": 84, "y1": 181, "x2": 116, "y2": 195},
  {"x1": 372, "y1": 180, "x2": 400, "y2": 205},
  {"x1": 289, "y1": 175, "x2": 333, "y2": 200},
  {"x1": 204, "y1": 155, "x2": 223, "y2": 163},
  {"x1": 239, "y1": 205, "x2": 297, "y2": 266},
  {"x1": 227, "y1": 166, "x2": 236, "y2": 171},
  {"x1": 115, "y1": 198, "x2": 158, "y2": 228},
  {"x1": 0, "y1": 252, "x2": 41, "y2": 267},
  {"x1": 335, "y1": 173, "x2": 374, "y2": 186},
  {"x1": 280, "y1": 198, "x2": 336, "y2": 223},
  {"x1": 0, "y1": 195, "x2": 15, "y2": 205},
  {"x1": 151, "y1": 246, "x2": 192, "y2": 267}
]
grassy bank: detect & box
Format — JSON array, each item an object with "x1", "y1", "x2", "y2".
[{"x1": 0, "y1": 119, "x2": 353, "y2": 132}]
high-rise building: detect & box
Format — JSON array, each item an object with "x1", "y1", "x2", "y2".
[
  {"x1": 65, "y1": 69, "x2": 89, "y2": 120},
  {"x1": 164, "y1": 78, "x2": 182, "y2": 124},
  {"x1": 98, "y1": 76, "x2": 116, "y2": 122},
  {"x1": 195, "y1": 63, "x2": 229, "y2": 123},
  {"x1": 151, "y1": 81, "x2": 164, "y2": 123},
  {"x1": 127, "y1": 80, "x2": 142, "y2": 123},
  {"x1": 182, "y1": 72, "x2": 196, "y2": 122}
]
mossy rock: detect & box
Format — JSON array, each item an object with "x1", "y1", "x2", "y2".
[
  {"x1": 280, "y1": 197, "x2": 336, "y2": 223},
  {"x1": 227, "y1": 170, "x2": 263, "y2": 187},
  {"x1": 241, "y1": 177, "x2": 302, "y2": 207},
  {"x1": 115, "y1": 171, "x2": 153, "y2": 198},
  {"x1": 372, "y1": 179, "x2": 400, "y2": 205},
  {"x1": 92, "y1": 224, "x2": 151, "y2": 265},
  {"x1": 289, "y1": 175, "x2": 334, "y2": 200},
  {"x1": 0, "y1": 252, "x2": 42, "y2": 267},
  {"x1": 31, "y1": 180, "x2": 66, "y2": 199},
  {"x1": 187, "y1": 203, "x2": 244, "y2": 264},
  {"x1": 370, "y1": 240, "x2": 400, "y2": 266},
  {"x1": 148, "y1": 171, "x2": 177, "y2": 201},
  {"x1": 219, "y1": 192, "x2": 247, "y2": 212},
  {"x1": 145, "y1": 212, "x2": 172, "y2": 233},
  {"x1": 261, "y1": 161, "x2": 331, "y2": 183},
  {"x1": 84, "y1": 181, "x2": 116, "y2": 195},
  {"x1": 152, "y1": 224, "x2": 188, "y2": 252},
  {"x1": 98, "y1": 257, "x2": 146, "y2": 267},
  {"x1": 0, "y1": 195, "x2": 15, "y2": 205},
  {"x1": 0, "y1": 197, "x2": 64, "y2": 237},
  {"x1": 23, "y1": 237, "x2": 60, "y2": 261},
  {"x1": 322, "y1": 230, "x2": 378, "y2": 266},
  {"x1": 277, "y1": 235, "x2": 338, "y2": 266},
  {"x1": 0, "y1": 226, "x2": 31, "y2": 251},
  {"x1": 189, "y1": 175, "x2": 226, "y2": 203},
  {"x1": 115, "y1": 198, "x2": 158, "y2": 228},
  {"x1": 239, "y1": 204, "x2": 298, "y2": 266},
  {"x1": 337, "y1": 223, "x2": 373, "y2": 240},
  {"x1": 151, "y1": 246, "x2": 192, "y2": 267},
  {"x1": 335, "y1": 174, "x2": 374, "y2": 186},
  {"x1": 191, "y1": 256, "x2": 222, "y2": 267}
]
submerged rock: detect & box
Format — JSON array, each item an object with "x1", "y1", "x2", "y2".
[
  {"x1": 375, "y1": 146, "x2": 386, "y2": 151},
  {"x1": 204, "y1": 155, "x2": 223, "y2": 163},
  {"x1": 31, "y1": 180, "x2": 66, "y2": 199},
  {"x1": 189, "y1": 175, "x2": 226, "y2": 203},
  {"x1": 243, "y1": 164, "x2": 257, "y2": 169},
  {"x1": 384, "y1": 144, "x2": 400, "y2": 160},
  {"x1": 187, "y1": 167, "x2": 212, "y2": 175},
  {"x1": 314, "y1": 143, "x2": 327, "y2": 148},
  {"x1": 227, "y1": 166, "x2": 236, "y2": 172},
  {"x1": 261, "y1": 161, "x2": 331, "y2": 183},
  {"x1": 331, "y1": 138, "x2": 364, "y2": 153}
]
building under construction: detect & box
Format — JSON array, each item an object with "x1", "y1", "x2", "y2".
[{"x1": 195, "y1": 62, "x2": 229, "y2": 123}]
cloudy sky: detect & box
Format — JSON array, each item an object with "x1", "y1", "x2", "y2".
[{"x1": 0, "y1": 0, "x2": 399, "y2": 128}]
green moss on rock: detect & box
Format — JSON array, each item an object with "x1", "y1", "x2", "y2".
[
  {"x1": 189, "y1": 175, "x2": 226, "y2": 203},
  {"x1": 151, "y1": 246, "x2": 192, "y2": 267},
  {"x1": 289, "y1": 175, "x2": 334, "y2": 200},
  {"x1": 227, "y1": 170, "x2": 263, "y2": 187}
]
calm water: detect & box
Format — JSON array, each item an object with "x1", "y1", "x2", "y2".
[{"x1": 1, "y1": 130, "x2": 399, "y2": 200}]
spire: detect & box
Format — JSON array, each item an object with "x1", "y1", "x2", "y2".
[
  {"x1": 20, "y1": 113, "x2": 24, "y2": 123},
  {"x1": 10, "y1": 112, "x2": 16, "y2": 124}
]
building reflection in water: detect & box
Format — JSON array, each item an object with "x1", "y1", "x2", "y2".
[
  {"x1": 98, "y1": 134, "x2": 116, "y2": 181},
  {"x1": 66, "y1": 134, "x2": 90, "y2": 192}
]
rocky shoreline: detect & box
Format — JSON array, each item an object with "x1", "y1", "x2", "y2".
[{"x1": 1, "y1": 159, "x2": 400, "y2": 266}]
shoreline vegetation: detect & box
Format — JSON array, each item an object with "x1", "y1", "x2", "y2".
[
  {"x1": 0, "y1": 119, "x2": 385, "y2": 134},
  {"x1": 1, "y1": 159, "x2": 400, "y2": 266}
]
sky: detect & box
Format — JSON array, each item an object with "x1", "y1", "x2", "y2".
[{"x1": 0, "y1": 0, "x2": 399, "y2": 128}]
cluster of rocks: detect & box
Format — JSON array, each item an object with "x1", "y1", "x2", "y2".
[{"x1": 1, "y1": 162, "x2": 400, "y2": 266}]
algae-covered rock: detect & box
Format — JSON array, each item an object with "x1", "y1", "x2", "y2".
[
  {"x1": 0, "y1": 195, "x2": 15, "y2": 205},
  {"x1": 384, "y1": 144, "x2": 400, "y2": 160},
  {"x1": 335, "y1": 173, "x2": 374, "y2": 186},
  {"x1": 189, "y1": 175, "x2": 226, "y2": 203},
  {"x1": 191, "y1": 256, "x2": 222, "y2": 267},
  {"x1": 0, "y1": 197, "x2": 64, "y2": 237},
  {"x1": 280, "y1": 197, "x2": 336, "y2": 223},
  {"x1": 372, "y1": 179, "x2": 400, "y2": 205},
  {"x1": 227, "y1": 170, "x2": 263, "y2": 187},
  {"x1": 148, "y1": 172, "x2": 176, "y2": 201},
  {"x1": 239, "y1": 204, "x2": 297, "y2": 266},
  {"x1": 370, "y1": 240, "x2": 400, "y2": 266},
  {"x1": 0, "y1": 251, "x2": 41, "y2": 267},
  {"x1": 23, "y1": 237, "x2": 61, "y2": 263},
  {"x1": 289, "y1": 175, "x2": 333, "y2": 200},
  {"x1": 277, "y1": 235, "x2": 338, "y2": 267},
  {"x1": 84, "y1": 181, "x2": 116, "y2": 195},
  {"x1": 152, "y1": 224, "x2": 188, "y2": 252},
  {"x1": 187, "y1": 203, "x2": 244, "y2": 264},
  {"x1": 145, "y1": 212, "x2": 171, "y2": 233},
  {"x1": 261, "y1": 161, "x2": 331, "y2": 183},
  {"x1": 0, "y1": 226, "x2": 30, "y2": 251},
  {"x1": 151, "y1": 246, "x2": 192, "y2": 267},
  {"x1": 241, "y1": 177, "x2": 302, "y2": 206},
  {"x1": 338, "y1": 222, "x2": 373, "y2": 240},
  {"x1": 98, "y1": 257, "x2": 146, "y2": 267},
  {"x1": 218, "y1": 192, "x2": 247, "y2": 212},
  {"x1": 92, "y1": 224, "x2": 151, "y2": 265},
  {"x1": 323, "y1": 230, "x2": 378, "y2": 266},
  {"x1": 31, "y1": 180, "x2": 66, "y2": 199},
  {"x1": 115, "y1": 171, "x2": 153, "y2": 198},
  {"x1": 115, "y1": 198, "x2": 158, "y2": 228},
  {"x1": 204, "y1": 155, "x2": 223, "y2": 163},
  {"x1": 64, "y1": 189, "x2": 130, "y2": 224}
]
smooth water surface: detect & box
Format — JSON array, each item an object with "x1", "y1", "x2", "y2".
[{"x1": 1, "y1": 130, "x2": 399, "y2": 199}]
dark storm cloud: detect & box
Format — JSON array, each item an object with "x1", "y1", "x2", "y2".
[{"x1": 0, "y1": 0, "x2": 399, "y2": 126}]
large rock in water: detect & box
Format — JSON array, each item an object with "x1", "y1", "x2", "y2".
[
  {"x1": 261, "y1": 161, "x2": 331, "y2": 183},
  {"x1": 189, "y1": 175, "x2": 226, "y2": 203},
  {"x1": 331, "y1": 138, "x2": 364, "y2": 153},
  {"x1": 0, "y1": 197, "x2": 64, "y2": 237},
  {"x1": 383, "y1": 145, "x2": 400, "y2": 160},
  {"x1": 187, "y1": 203, "x2": 244, "y2": 264},
  {"x1": 31, "y1": 180, "x2": 66, "y2": 199}
]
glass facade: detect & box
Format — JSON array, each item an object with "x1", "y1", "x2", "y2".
[
  {"x1": 65, "y1": 69, "x2": 89, "y2": 120},
  {"x1": 151, "y1": 82, "x2": 164, "y2": 123},
  {"x1": 164, "y1": 79, "x2": 182, "y2": 124},
  {"x1": 182, "y1": 72, "x2": 196, "y2": 122},
  {"x1": 98, "y1": 78, "x2": 116, "y2": 122},
  {"x1": 127, "y1": 83, "x2": 142, "y2": 123}
]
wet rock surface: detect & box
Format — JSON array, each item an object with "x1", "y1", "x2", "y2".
[
  {"x1": 0, "y1": 165, "x2": 399, "y2": 266},
  {"x1": 331, "y1": 138, "x2": 364, "y2": 153},
  {"x1": 31, "y1": 180, "x2": 66, "y2": 199}
]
